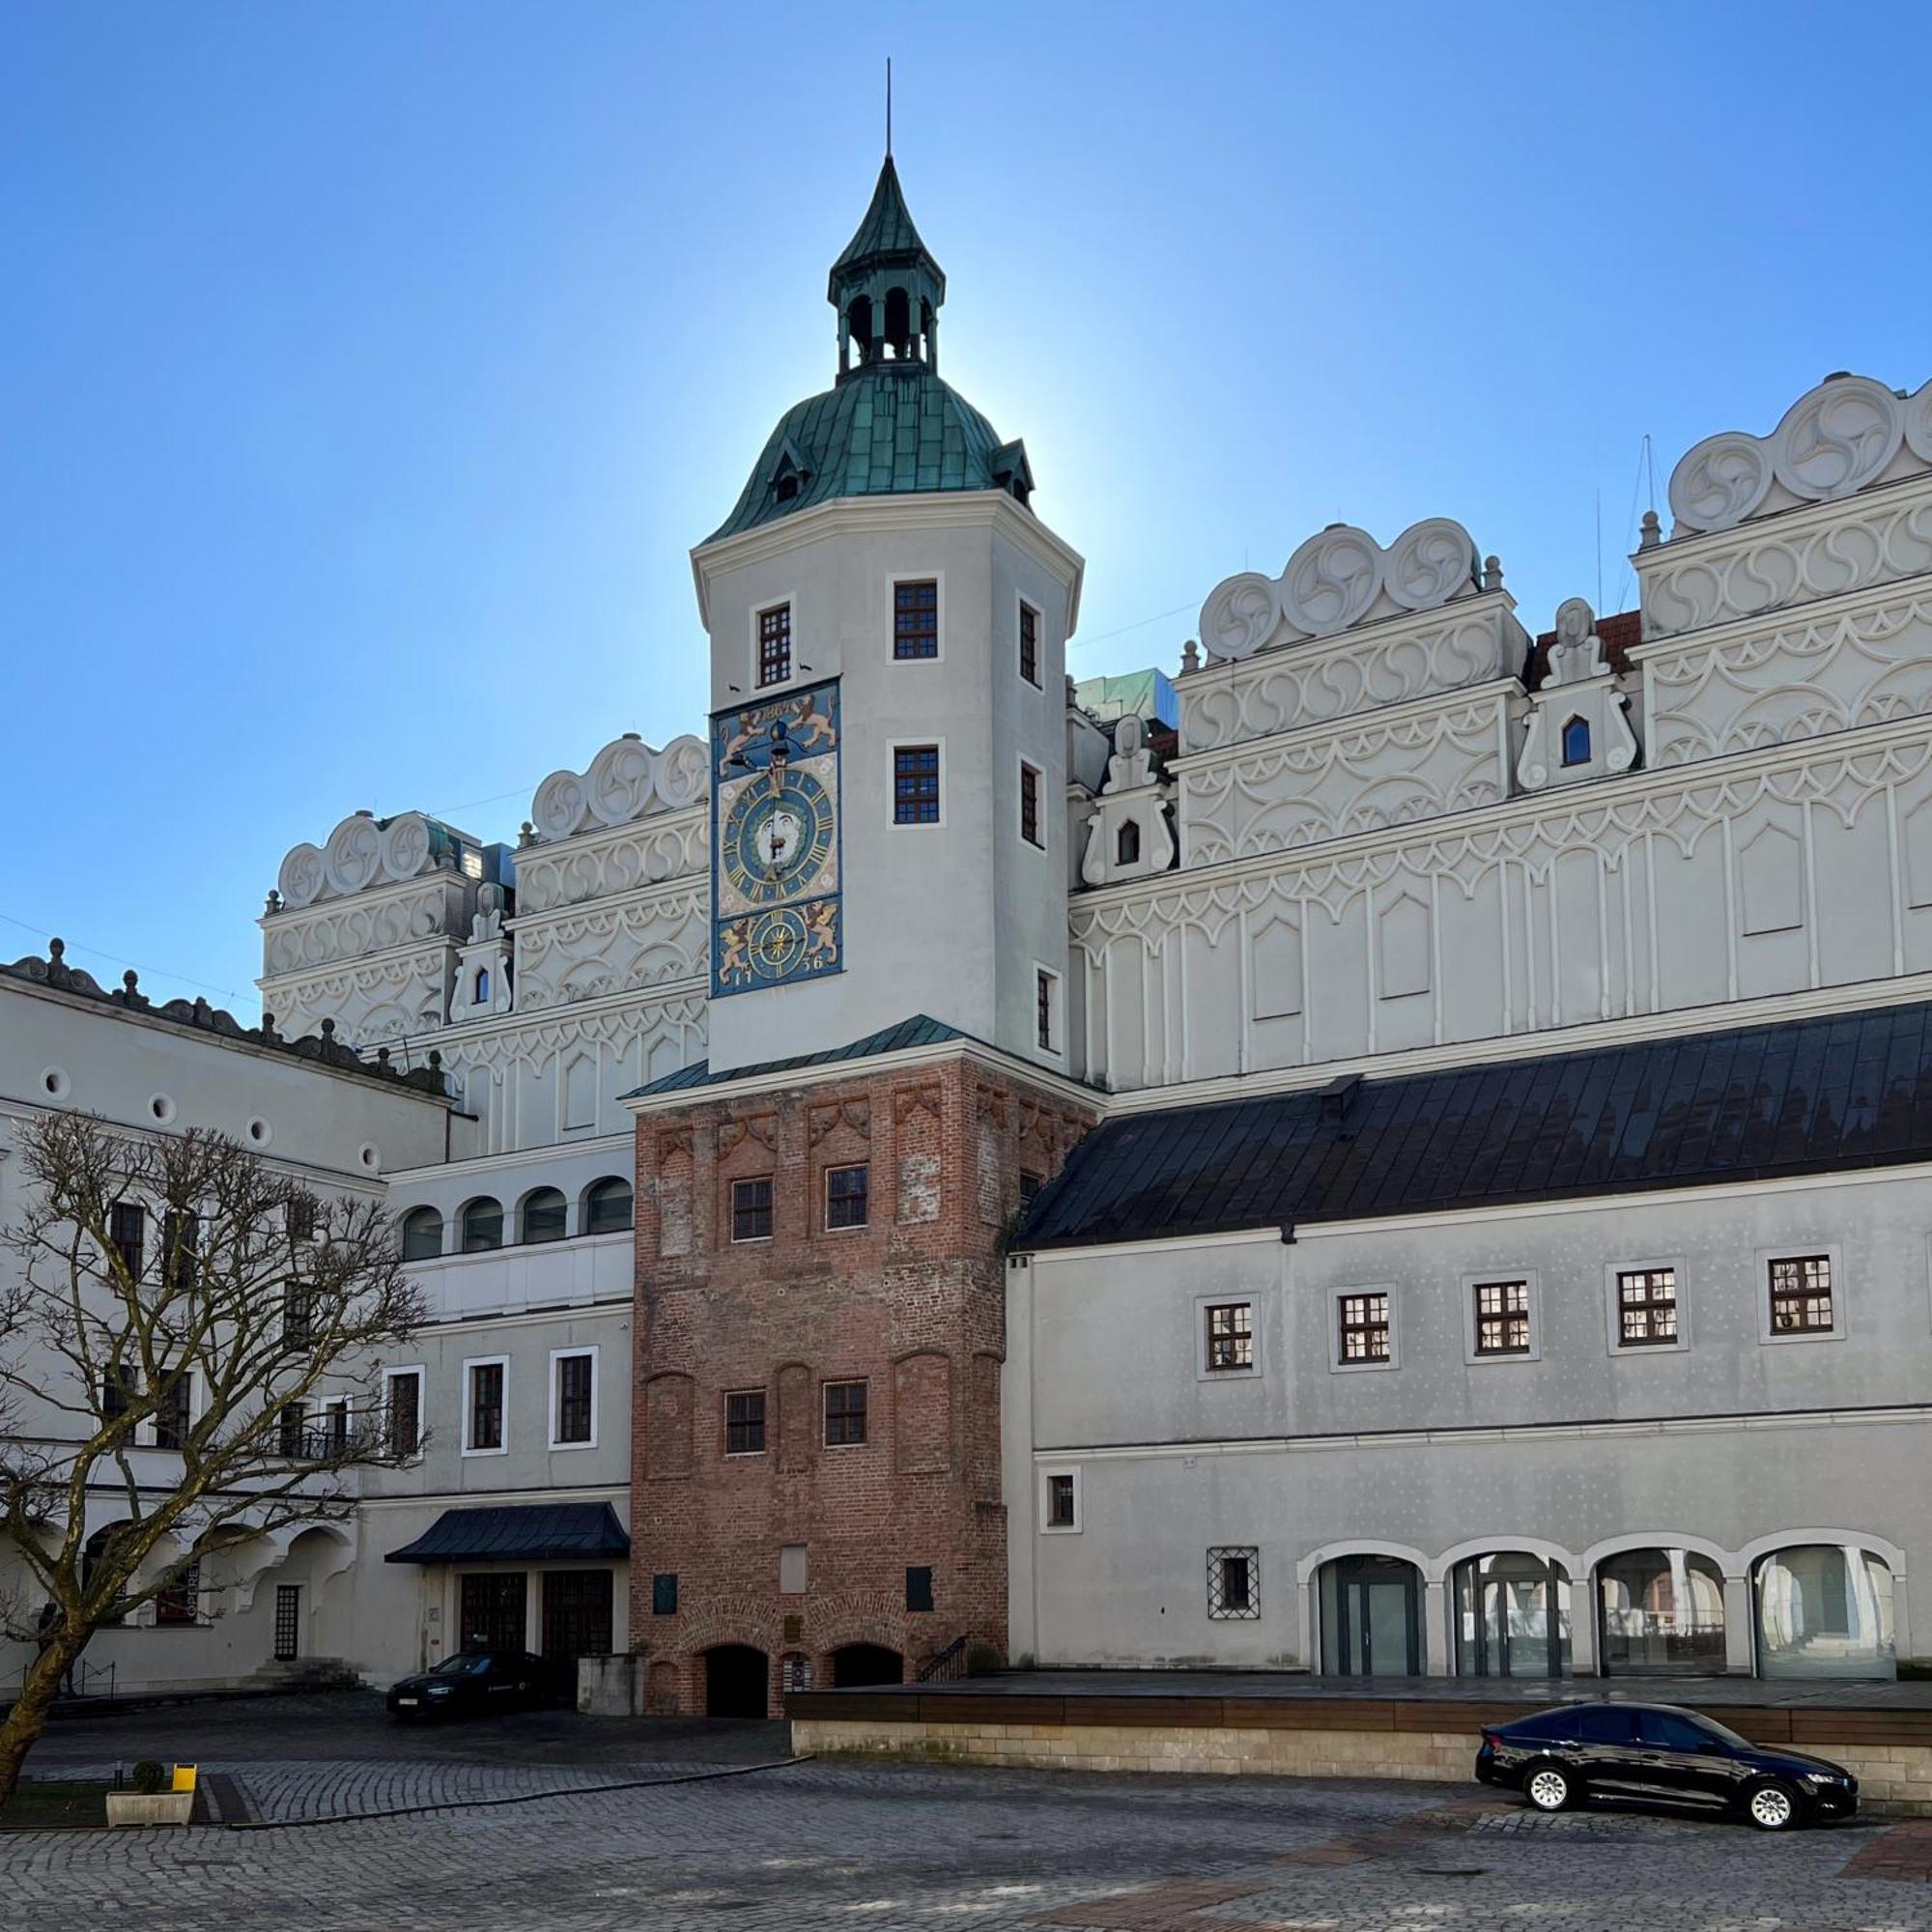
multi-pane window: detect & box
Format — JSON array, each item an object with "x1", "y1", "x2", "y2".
[
  {"x1": 1205, "y1": 1302, "x2": 1253, "y2": 1372},
  {"x1": 893, "y1": 744, "x2": 941, "y2": 824},
  {"x1": 1473, "y1": 1279, "x2": 1531, "y2": 1355},
  {"x1": 153, "y1": 1373, "x2": 190, "y2": 1451},
  {"x1": 156, "y1": 1558, "x2": 201, "y2": 1628},
  {"x1": 323, "y1": 1399, "x2": 350, "y2": 1457},
  {"x1": 555, "y1": 1352, "x2": 595, "y2": 1445},
  {"x1": 1339, "y1": 1293, "x2": 1391, "y2": 1364},
  {"x1": 1020, "y1": 762, "x2": 1042, "y2": 847},
  {"x1": 1036, "y1": 970, "x2": 1056, "y2": 1051},
  {"x1": 1769, "y1": 1254, "x2": 1833, "y2": 1334},
  {"x1": 757, "y1": 604, "x2": 792, "y2": 687},
  {"x1": 160, "y1": 1210, "x2": 198, "y2": 1292},
  {"x1": 824, "y1": 1379, "x2": 867, "y2": 1446},
  {"x1": 583, "y1": 1178, "x2": 633, "y2": 1235},
  {"x1": 731, "y1": 1177, "x2": 774, "y2": 1242},
  {"x1": 1046, "y1": 1472, "x2": 1077, "y2": 1528},
  {"x1": 282, "y1": 1282, "x2": 313, "y2": 1351},
  {"x1": 286, "y1": 1197, "x2": 317, "y2": 1242},
  {"x1": 1018, "y1": 1171, "x2": 1043, "y2": 1207},
  {"x1": 101, "y1": 1367, "x2": 134, "y2": 1426},
  {"x1": 1208, "y1": 1546, "x2": 1260, "y2": 1619},
  {"x1": 725, "y1": 1389, "x2": 766, "y2": 1456},
  {"x1": 1618, "y1": 1267, "x2": 1679, "y2": 1347},
  {"x1": 826, "y1": 1164, "x2": 869, "y2": 1230},
  {"x1": 894, "y1": 580, "x2": 939, "y2": 660},
  {"x1": 385, "y1": 1371, "x2": 422, "y2": 1462},
  {"x1": 468, "y1": 1361, "x2": 505, "y2": 1452},
  {"x1": 109, "y1": 1202, "x2": 146, "y2": 1282},
  {"x1": 1019, "y1": 602, "x2": 1040, "y2": 685},
  {"x1": 278, "y1": 1402, "x2": 306, "y2": 1459}
]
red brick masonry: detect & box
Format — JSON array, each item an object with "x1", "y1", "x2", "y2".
[{"x1": 631, "y1": 1046, "x2": 1092, "y2": 1715}]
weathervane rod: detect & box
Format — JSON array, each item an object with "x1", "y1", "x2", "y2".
[{"x1": 886, "y1": 57, "x2": 893, "y2": 158}]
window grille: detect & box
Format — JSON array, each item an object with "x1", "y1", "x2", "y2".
[{"x1": 1208, "y1": 1546, "x2": 1260, "y2": 1619}]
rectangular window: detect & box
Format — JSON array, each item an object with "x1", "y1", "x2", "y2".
[
  {"x1": 468, "y1": 1360, "x2": 505, "y2": 1452},
  {"x1": 1036, "y1": 969, "x2": 1057, "y2": 1052},
  {"x1": 1019, "y1": 601, "x2": 1040, "y2": 685},
  {"x1": 109, "y1": 1202, "x2": 145, "y2": 1282},
  {"x1": 156, "y1": 1558, "x2": 201, "y2": 1628},
  {"x1": 725, "y1": 1388, "x2": 766, "y2": 1456},
  {"x1": 1018, "y1": 1171, "x2": 1043, "y2": 1207},
  {"x1": 824, "y1": 1379, "x2": 867, "y2": 1446},
  {"x1": 1339, "y1": 1293, "x2": 1391, "y2": 1364},
  {"x1": 282, "y1": 1282, "x2": 313, "y2": 1351},
  {"x1": 757, "y1": 603, "x2": 792, "y2": 687},
  {"x1": 153, "y1": 1373, "x2": 191, "y2": 1451},
  {"x1": 894, "y1": 579, "x2": 939, "y2": 660},
  {"x1": 323, "y1": 1398, "x2": 349, "y2": 1457},
  {"x1": 1205, "y1": 1302, "x2": 1253, "y2": 1372},
  {"x1": 1047, "y1": 1473, "x2": 1076, "y2": 1528},
  {"x1": 1769, "y1": 1254, "x2": 1833, "y2": 1334},
  {"x1": 160, "y1": 1210, "x2": 198, "y2": 1292},
  {"x1": 286, "y1": 1197, "x2": 317, "y2": 1242},
  {"x1": 1617, "y1": 1267, "x2": 1679, "y2": 1347},
  {"x1": 1208, "y1": 1546, "x2": 1260, "y2": 1620},
  {"x1": 826, "y1": 1163, "x2": 869, "y2": 1230},
  {"x1": 652, "y1": 1572, "x2": 678, "y2": 1616},
  {"x1": 554, "y1": 1351, "x2": 595, "y2": 1446},
  {"x1": 893, "y1": 744, "x2": 941, "y2": 825},
  {"x1": 384, "y1": 1370, "x2": 422, "y2": 1462},
  {"x1": 905, "y1": 1565, "x2": 934, "y2": 1613},
  {"x1": 731, "y1": 1177, "x2": 774, "y2": 1243},
  {"x1": 278, "y1": 1402, "x2": 306, "y2": 1459},
  {"x1": 101, "y1": 1368, "x2": 134, "y2": 1426},
  {"x1": 1473, "y1": 1279, "x2": 1531, "y2": 1355},
  {"x1": 1020, "y1": 761, "x2": 1042, "y2": 847}
]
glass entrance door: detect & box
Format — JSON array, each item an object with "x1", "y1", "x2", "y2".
[
  {"x1": 1453, "y1": 1552, "x2": 1571, "y2": 1677},
  {"x1": 1320, "y1": 1556, "x2": 1422, "y2": 1676},
  {"x1": 459, "y1": 1573, "x2": 527, "y2": 1654}
]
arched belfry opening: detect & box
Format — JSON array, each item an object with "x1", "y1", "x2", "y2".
[{"x1": 829, "y1": 155, "x2": 946, "y2": 382}]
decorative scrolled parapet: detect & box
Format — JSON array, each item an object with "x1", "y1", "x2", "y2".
[
  {"x1": 529, "y1": 731, "x2": 709, "y2": 841},
  {"x1": 1667, "y1": 372, "x2": 1932, "y2": 536},
  {"x1": 1197, "y1": 517, "x2": 1484, "y2": 664},
  {"x1": 273, "y1": 810, "x2": 473, "y2": 911}
]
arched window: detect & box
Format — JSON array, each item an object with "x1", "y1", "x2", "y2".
[
  {"x1": 520, "y1": 1187, "x2": 567, "y2": 1245},
  {"x1": 883, "y1": 286, "x2": 912, "y2": 357},
  {"x1": 1596, "y1": 1547, "x2": 1725, "y2": 1674},
  {"x1": 1753, "y1": 1545, "x2": 1894, "y2": 1679},
  {"x1": 473, "y1": 968, "x2": 491, "y2": 1004},
  {"x1": 83, "y1": 1523, "x2": 131, "y2": 1626},
  {"x1": 400, "y1": 1207, "x2": 443, "y2": 1262},
  {"x1": 459, "y1": 1197, "x2": 503, "y2": 1254},
  {"x1": 583, "y1": 1177, "x2": 634, "y2": 1236},
  {"x1": 1560, "y1": 716, "x2": 1591, "y2": 767},
  {"x1": 846, "y1": 296, "x2": 873, "y2": 361},
  {"x1": 1117, "y1": 819, "x2": 1142, "y2": 867},
  {"x1": 1318, "y1": 1555, "x2": 1423, "y2": 1676},
  {"x1": 1452, "y1": 1551, "x2": 1571, "y2": 1678}
]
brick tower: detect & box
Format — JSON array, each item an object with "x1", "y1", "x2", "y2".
[{"x1": 624, "y1": 156, "x2": 1090, "y2": 1716}]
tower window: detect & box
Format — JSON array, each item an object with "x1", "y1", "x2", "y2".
[
  {"x1": 1117, "y1": 819, "x2": 1141, "y2": 867},
  {"x1": 1020, "y1": 763, "x2": 1043, "y2": 847},
  {"x1": 894, "y1": 580, "x2": 938, "y2": 660},
  {"x1": 1019, "y1": 603, "x2": 1040, "y2": 686},
  {"x1": 473, "y1": 967, "x2": 490, "y2": 1004},
  {"x1": 1561, "y1": 715, "x2": 1591, "y2": 766},
  {"x1": 1036, "y1": 968, "x2": 1059, "y2": 1052},
  {"x1": 757, "y1": 604, "x2": 793, "y2": 688},
  {"x1": 893, "y1": 745, "x2": 941, "y2": 824},
  {"x1": 774, "y1": 469, "x2": 800, "y2": 504}
]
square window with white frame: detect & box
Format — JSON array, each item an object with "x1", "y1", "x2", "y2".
[
  {"x1": 1204, "y1": 1301, "x2": 1253, "y2": 1372},
  {"x1": 1464, "y1": 1273, "x2": 1539, "y2": 1362},
  {"x1": 1334, "y1": 1289, "x2": 1394, "y2": 1369},
  {"x1": 1762, "y1": 1248, "x2": 1841, "y2": 1341},
  {"x1": 1613, "y1": 1264, "x2": 1682, "y2": 1349},
  {"x1": 1208, "y1": 1546, "x2": 1260, "y2": 1619}
]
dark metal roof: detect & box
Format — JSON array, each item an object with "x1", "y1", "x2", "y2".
[
  {"x1": 384, "y1": 1503, "x2": 629, "y2": 1565},
  {"x1": 623, "y1": 1013, "x2": 970, "y2": 1100},
  {"x1": 828, "y1": 156, "x2": 944, "y2": 300},
  {"x1": 1016, "y1": 1000, "x2": 1932, "y2": 1251}
]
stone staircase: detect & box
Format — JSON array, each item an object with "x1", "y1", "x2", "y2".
[{"x1": 242, "y1": 1655, "x2": 365, "y2": 1693}]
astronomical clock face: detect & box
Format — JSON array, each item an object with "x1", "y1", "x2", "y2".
[{"x1": 711, "y1": 680, "x2": 842, "y2": 996}]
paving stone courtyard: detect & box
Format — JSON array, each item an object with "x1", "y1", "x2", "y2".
[{"x1": 8, "y1": 1693, "x2": 1932, "y2": 1930}]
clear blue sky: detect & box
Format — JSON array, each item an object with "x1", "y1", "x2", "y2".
[{"x1": 5, "y1": 1, "x2": 1926, "y2": 1014}]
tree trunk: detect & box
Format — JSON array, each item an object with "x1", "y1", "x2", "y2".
[{"x1": 0, "y1": 1632, "x2": 91, "y2": 1806}]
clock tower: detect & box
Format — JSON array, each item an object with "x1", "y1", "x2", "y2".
[{"x1": 626, "y1": 157, "x2": 1094, "y2": 1718}]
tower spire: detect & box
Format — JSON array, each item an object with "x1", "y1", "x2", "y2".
[{"x1": 886, "y1": 57, "x2": 893, "y2": 159}]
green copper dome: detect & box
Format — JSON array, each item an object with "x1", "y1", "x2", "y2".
[{"x1": 705, "y1": 158, "x2": 1032, "y2": 545}]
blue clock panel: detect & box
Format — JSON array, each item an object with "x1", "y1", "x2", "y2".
[{"x1": 710, "y1": 678, "x2": 842, "y2": 998}]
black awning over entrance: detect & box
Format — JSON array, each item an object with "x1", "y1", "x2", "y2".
[{"x1": 384, "y1": 1501, "x2": 630, "y2": 1565}]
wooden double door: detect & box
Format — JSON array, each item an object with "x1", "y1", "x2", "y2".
[{"x1": 457, "y1": 1569, "x2": 613, "y2": 1662}]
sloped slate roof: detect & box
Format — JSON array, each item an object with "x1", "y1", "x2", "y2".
[
  {"x1": 384, "y1": 1502, "x2": 630, "y2": 1565},
  {"x1": 1017, "y1": 1001, "x2": 1932, "y2": 1251},
  {"x1": 624, "y1": 1013, "x2": 970, "y2": 1100},
  {"x1": 706, "y1": 362, "x2": 1014, "y2": 543}
]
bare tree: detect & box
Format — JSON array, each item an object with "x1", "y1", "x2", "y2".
[{"x1": 0, "y1": 1112, "x2": 424, "y2": 1803}]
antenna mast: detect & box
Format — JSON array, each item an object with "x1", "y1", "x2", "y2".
[{"x1": 886, "y1": 57, "x2": 893, "y2": 157}]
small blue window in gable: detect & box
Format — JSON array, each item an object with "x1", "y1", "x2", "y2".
[
  {"x1": 474, "y1": 968, "x2": 491, "y2": 1004},
  {"x1": 1560, "y1": 716, "x2": 1591, "y2": 767}
]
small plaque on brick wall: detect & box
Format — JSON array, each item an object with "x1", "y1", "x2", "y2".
[{"x1": 783, "y1": 1614, "x2": 802, "y2": 1643}]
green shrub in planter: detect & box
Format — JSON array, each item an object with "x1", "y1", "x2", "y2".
[{"x1": 129, "y1": 1761, "x2": 166, "y2": 1795}]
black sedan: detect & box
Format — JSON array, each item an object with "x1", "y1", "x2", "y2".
[
  {"x1": 386, "y1": 1649, "x2": 568, "y2": 1719},
  {"x1": 1475, "y1": 1701, "x2": 1857, "y2": 1831}
]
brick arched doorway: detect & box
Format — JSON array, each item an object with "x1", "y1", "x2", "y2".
[
  {"x1": 703, "y1": 1644, "x2": 770, "y2": 1719},
  {"x1": 830, "y1": 1642, "x2": 902, "y2": 1688}
]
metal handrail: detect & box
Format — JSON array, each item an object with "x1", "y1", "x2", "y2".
[{"x1": 917, "y1": 1634, "x2": 970, "y2": 1683}]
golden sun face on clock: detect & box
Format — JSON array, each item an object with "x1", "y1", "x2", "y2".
[{"x1": 720, "y1": 767, "x2": 836, "y2": 909}]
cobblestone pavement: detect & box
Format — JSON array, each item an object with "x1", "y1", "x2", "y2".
[{"x1": 8, "y1": 1696, "x2": 1932, "y2": 1930}]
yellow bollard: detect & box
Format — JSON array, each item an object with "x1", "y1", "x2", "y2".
[{"x1": 171, "y1": 1764, "x2": 197, "y2": 1793}]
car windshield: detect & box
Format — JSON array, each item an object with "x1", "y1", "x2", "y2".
[
  {"x1": 1682, "y1": 1711, "x2": 1751, "y2": 1749},
  {"x1": 431, "y1": 1653, "x2": 494, "y2": 1677}
]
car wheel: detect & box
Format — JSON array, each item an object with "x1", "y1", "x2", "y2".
[
  {"x1": 1525, "y1": 1763, "x2": 1575, "y2": 1812},
  {"x1": 1745, "y1": 1779, "x2": 1801, "y2": 1832}
]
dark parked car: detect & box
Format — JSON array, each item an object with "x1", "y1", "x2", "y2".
[
  {"x1": 1475, "y1": 1701, "x2": 1857, "y2": 1831},
  {"x1": 386, "y1": 1649, "x2": 568, "y2": 1719}
]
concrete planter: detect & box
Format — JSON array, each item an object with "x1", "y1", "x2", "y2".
[
  {"x1": 106, "y1": 1790, "x2": 195, "y2": 1828},
  {"x1": 577, "y1": 1653, "x2": 649, "y2": 1717}
]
